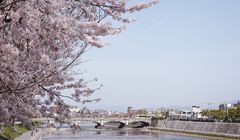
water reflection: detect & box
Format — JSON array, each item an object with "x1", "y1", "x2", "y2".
[{"x1": 42, "y1": 129, "x2": 210, "y2": 140}]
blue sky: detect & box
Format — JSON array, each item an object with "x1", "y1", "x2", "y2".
[{"x1": 79, "y1": 0, "x2": 240, "y2": 110}]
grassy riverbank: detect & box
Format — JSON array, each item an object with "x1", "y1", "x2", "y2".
[
  {"x1": 0, "y1": 121, "x2": 42, "y2": 140},
  {"x1": 147, "y1": 127, "x2": 240, "y2": 140},
  {"x1": 0, "y1": 125, "x2": 29, "y2": 140}
]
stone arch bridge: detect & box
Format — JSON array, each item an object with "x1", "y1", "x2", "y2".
[{"x1": 35, "y1": 117, "x2": 154, "y2": 128}]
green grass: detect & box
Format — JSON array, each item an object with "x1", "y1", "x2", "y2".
[
  {"x1": 0, "y1": 121, "x2": 42, "y2": 140},
  {"x1": 0, "y1": 125, "x2": 29, "y2": 139}
]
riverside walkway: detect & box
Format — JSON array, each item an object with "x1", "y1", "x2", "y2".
[{"x1": 16, "y1": 129, "x2": 45, "y2": 140}]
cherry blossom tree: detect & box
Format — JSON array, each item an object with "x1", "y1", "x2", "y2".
[{"x1": 0, "y1": 0, "x2": 159, "y2": 125}]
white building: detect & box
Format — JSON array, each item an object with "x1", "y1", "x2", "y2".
[
  {"x1": 180, "y1": 110, "x2": 192, "y2": 118},
  {"x1": 192, "y1": 106, "x2": 202, "y2": 118},
  {"x1": 69, "y1": 107, "x2": 81, "y2": 117},
  {"x1": 179, "y1": 106, "x2": 202, "y2": 119},
  {"x1": 69, "y1": 107, "x2": 81, "y2": 113}
]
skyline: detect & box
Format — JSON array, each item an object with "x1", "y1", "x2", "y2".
[{"x1": 76, "y1": 0, "x2": 240, "y2": 110}]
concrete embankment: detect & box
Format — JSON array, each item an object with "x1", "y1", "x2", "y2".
[{"x1": 149, "y1": 120, "x2": 240, "y2": 139}]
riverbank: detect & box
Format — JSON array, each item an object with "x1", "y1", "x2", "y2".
[
  {"x1": 0, "y1": 125, "x2": 29, "y2": 140},
  {"x1": 15, "y1": 127, "x2": 58, "y2": 140},
  {"x1": 146, "y1": 127, "x2": 240, "y2": 140},
  {"x1": 0, "y1": 122, "x2": 44, "y2": 140},
  {"x1": 148, "y1": 120, "x2": 240, "y2": 140}
]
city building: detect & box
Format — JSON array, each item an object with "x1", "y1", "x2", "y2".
[
  {"x1": 69, "y1": 107, "x2": 81, "y2": 118},
  {"x1": 127, "y1": 106, "x2": 133, "y2": 117},
  {"x1": 179, "y1": 110, "x2": 192, "y2": 118},
  {"x1": 168, "y1": 106, "x2": 203, "y2": 120},
  {"x1": 219, "y1": 103, "x2": 233, "y2": 110},
  {"x1": 192, "y1": 106, "x2": 202, "y2": 118}
]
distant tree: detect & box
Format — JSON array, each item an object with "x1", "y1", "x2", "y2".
[
  {"x1": 0, "y1": 0, "x2": 159, "y2": 125},
  {"x1": 202, "y1": 109, "x2": 225, "y2": 121},
  {"x1": 202, "y1": 106, "x2": 240, "y2": 122},
  {"x1": 227, "y1": 105, "x2": 240, "y2": 122}
]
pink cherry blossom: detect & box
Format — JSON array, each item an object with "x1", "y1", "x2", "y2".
[{"x1": 0, "y1": 0, "x2": 159, "y2": 125}]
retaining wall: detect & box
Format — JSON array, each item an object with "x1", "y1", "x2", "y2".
[{"x1": 157, "y1": 120, "x2": 240, "y2": 135}]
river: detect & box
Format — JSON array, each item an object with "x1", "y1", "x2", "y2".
[{"x1": 42, "y1": 129, "x2": 210, "y2": 140}]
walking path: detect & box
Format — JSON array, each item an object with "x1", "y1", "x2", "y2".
[{"x1": 16, "y1": 128, "x2": 45, "y2": 140}]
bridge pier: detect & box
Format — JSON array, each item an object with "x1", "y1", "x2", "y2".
[
  {"x1": 100, "y1": 120, "x2": 104, "y2": 126},
  {"x1": 151, "y1": 117, "x2": 158, "y2": 127},
  {"x1": 123, "y1": 120, "x2": 129, "y2": 126}
]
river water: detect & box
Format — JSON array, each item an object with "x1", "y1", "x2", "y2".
[{"x1": 42, "y1": 129, "x2": 210, "y2": 140}]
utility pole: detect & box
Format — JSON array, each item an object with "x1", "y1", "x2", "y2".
[
  {"x1": 207, "y1": 103, "x2": 211, "y2": 117},
  {"x1": 226, "y1": 106, "x2": 229, "y2": 122}
]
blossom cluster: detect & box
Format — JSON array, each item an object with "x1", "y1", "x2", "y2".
[{"x1": 0, "y1": 0, "x2": 159, "y2": 124}]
